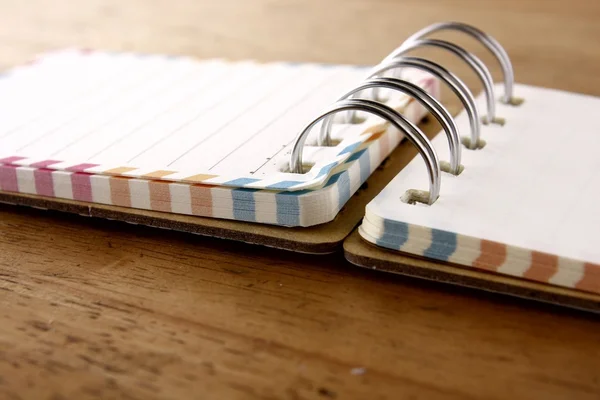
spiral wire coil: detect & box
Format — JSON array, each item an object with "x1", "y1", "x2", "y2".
[{"x1": 289, "y1": 22, "x2": 521, "y2": 205}]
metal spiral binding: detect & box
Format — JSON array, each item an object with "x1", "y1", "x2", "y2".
[
  {"x1": 388, "y1": 21, "x2": 520, "y2": 105},
  {"x1": 374, "y1": 39, "x2": 499, "y2": 124},
  {"x1": 333, "y1": 56, "x2": 482, "y2": 150},
  {"x1": 318, "y1": 77, "x2": 462, "y2": 175},
  {"x1": 289, "y1": 98, "x2": 441, "y2": 205},
  {"x1": 289, "y1": 22, "x2": 518, "y2": 205}
]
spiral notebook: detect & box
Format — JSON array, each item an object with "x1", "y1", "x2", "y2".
[{"x1": 2, "y1": 22, "x2": 599, "y2": 311}]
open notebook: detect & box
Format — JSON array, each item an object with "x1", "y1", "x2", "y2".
[
  {"x1": 2, "y1": 22, "x2": 599, "y2": 311},
  {"x1": 0, "y1": 50, "x2": 436, "y2": 227}
]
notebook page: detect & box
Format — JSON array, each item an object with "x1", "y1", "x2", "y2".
[
  {"x1": 1, "y1": 51, "x2": 434, "y2": 191},
  {"x1": 361, "y1": 84, "x2": 600, "y2": 293}
]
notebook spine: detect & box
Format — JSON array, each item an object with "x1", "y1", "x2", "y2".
[{"x1": 289, "y1": 21, "x2": 522, "y2": 205}]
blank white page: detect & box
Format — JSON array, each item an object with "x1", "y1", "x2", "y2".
[{"x1": 362, "y1": 84, "x2": 600, "y2": 293}]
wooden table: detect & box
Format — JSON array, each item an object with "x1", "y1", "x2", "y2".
[{"x1": 1, "y1": 1, "x2": 599, "y2": 399}]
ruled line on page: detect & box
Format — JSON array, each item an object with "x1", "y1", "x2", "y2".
[
  {"x1": 48, "y1": 60, "x2": 205, "y2": 159},
  {"x1": 1, "y1": 53, "x2": 145, "y2": 140},
  {"x1": 207, "y1": 69, "x2": 360, "y2": 172},
  {"x1": 85, "y1": 61, "x2": 230, "y2": 162},
  {"x1": 165, "y1": 64, "x2": 309, "y2": 168},
  {"x1": 124, "y1": 61, "x2": 274, "y2": 166},
  {"x1": 5, "y1": 56, "x2": 172, "y2": 154}
]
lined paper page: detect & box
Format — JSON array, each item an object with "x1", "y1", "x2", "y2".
[{"x1": 0, "y1": 51, "x2": 371, "y2": 177}]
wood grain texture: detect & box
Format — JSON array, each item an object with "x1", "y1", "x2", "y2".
[{"x1": 1, "y1": 0, "x2": 600, "y2": 399}]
